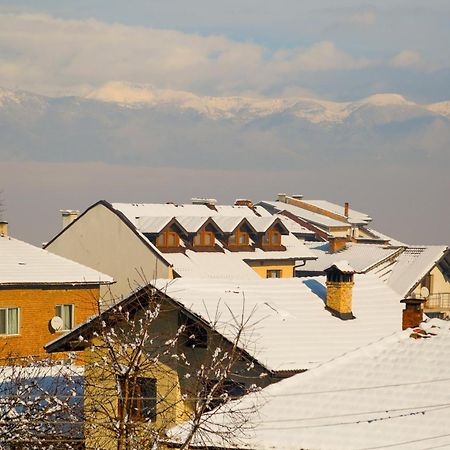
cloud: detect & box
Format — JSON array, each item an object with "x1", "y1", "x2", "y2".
[
  {"x1": 0, "y1": 13, "x2": 375, "y2": 97},
  {"x1": 390, "y1": 50, "x2": 421, "y2": 68}
]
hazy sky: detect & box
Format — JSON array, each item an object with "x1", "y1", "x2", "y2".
[{"x1": 0, "y1": 1, "x2": 449, "y2": 245}]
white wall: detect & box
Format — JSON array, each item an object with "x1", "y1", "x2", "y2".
[{"x1": 46, "y1": 203, "x2": 171, "y2": 304}]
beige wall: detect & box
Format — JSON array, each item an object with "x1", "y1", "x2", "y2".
[
  {"x1": 413, "y1": 265, "x2": 450, "y2": 296},
  {"x1": 46, "y1": 203, "x2": 171, "y2": 304}
]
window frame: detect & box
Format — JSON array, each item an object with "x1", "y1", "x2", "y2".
[
  {"x1": 118, "y1": 376, "x2": 157, "y2": 422},
  {"x1": 193, "y1": 228, "x2": 215, "y2": 247},
  {"x1": 266, "y1": 269, "x2": 282, "y2": 279},
  {"x1": 156, "y1": 229, "x2": 180, "y2": 248},
  {"x1": 262, "y1": 229, "x2": 282, "y2": 247},
  {"x1": 0, "y1": 307, "x2": 20, "y2": 336},
  {"x1": 179, "y1": 313, "x2": 208, "y2": 348},
  {"x1": 228, "y1": 228, "x2": 249, "y2": 247},
  {"x1": 55, "y1": 304, "x2": 74, "y2": 331}
]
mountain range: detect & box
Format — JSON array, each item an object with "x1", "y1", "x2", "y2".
[{"x1": 1, "y1": 83, "x2": 449, "y2": 170}]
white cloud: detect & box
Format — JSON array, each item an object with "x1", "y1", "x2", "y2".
[
  {"x1": 390, "y1": 50, "x2": 421, "y2": 68},
  {"x1": 0, "y1": 13, "x2": 375, "y2": 97}
]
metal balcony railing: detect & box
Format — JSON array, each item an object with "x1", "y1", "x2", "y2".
[{"x1": 425, "y1": 293, "x2": 450, "y2": 310}]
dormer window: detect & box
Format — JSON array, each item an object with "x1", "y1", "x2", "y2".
[
  {"x1": 156, "y1": 229, "x2": 180, "y2": 248},
  {"x1": 193, "y1": 229, "x2": 215, "y2": 247},
  {"x1": 228, "y1": 228, "x2": 249, "y2": 247},
  {"x1": 262, "y1": 230, "x2": 281, "y2": 247}
]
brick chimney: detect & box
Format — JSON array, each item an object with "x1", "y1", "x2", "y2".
[
  {"x1": 401, "y1": 297, "x2": 426, "y2": 330},
  {"x1": 234, "y1": 199, "x2": 253, "y2": 208},
  {"x1": 324, "y1": 261, "x2": 356, "y2": 320},
  {"x1": 344, "y1": 202, "x2": 349, "y2": 218},
  {"x1": 329, "y1": 236, "x2": 348, "y2": 253},
  {"x1": 60, "y1": 210, "x2": 79, "y2": 229},
  {"x1": 191, "y1": 198, "x2": 217, "y2": 210},
  {"x1": 0, "y1": 221, "x2": 8, "y2": 236}
]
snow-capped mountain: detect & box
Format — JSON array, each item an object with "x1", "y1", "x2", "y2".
[{"x1": 0, "y1": 84, "x2": 449, "y2": 169}]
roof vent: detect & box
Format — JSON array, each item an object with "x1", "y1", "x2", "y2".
[{"x1": 292, "y1": 194, "x2": 304, "y2": 200}]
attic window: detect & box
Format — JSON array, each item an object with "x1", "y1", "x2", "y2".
[
  {"x1": 193, "y1": 229, "x2": 215, "y2": 247},
  {"x1": 156, "y1": 230, "x2": 180, "y2": 248},
  {"x1": 262, "y1": 230, "x2": 281, "y2": 247},
  {"x1": 179, "y1": 314, "x2": 208, "y2": 348},
  {"x1": 228, "y1": 228, "x2": 249, "y2": 247}
]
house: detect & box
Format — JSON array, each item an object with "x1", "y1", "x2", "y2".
[
  {"x1": 45, "y1": 199, "x2": 315, "y2": 304},
  {"x1": 297, "y1": 242, "x2": 450, "y2": 316},
  {"x1": 0, "y1": 229, "x2": 113, "y2": 359},
  {"x1": 258, "y1": 193, "x2": 404, "y2": 245},
  {"x1": 169, "y1": 318, "x2": 450, "y2": 450},
  {"x1": 44, "y1": 252, "x2": 408, "y2": 447}
]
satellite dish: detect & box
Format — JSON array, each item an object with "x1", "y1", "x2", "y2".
[
  {"x1": 50, "y1": 316, "x2": 64, "y2": 332},
  {"x1": 420, "y1": 286, "x2": 430, "y2": 299}
]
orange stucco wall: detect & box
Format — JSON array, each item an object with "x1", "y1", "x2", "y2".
[{"x1": 0, "y1": 286, "x2": 100, "y2": 360}]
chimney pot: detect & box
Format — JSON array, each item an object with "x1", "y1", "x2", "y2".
[
  {"x1": 324, "y1": 262, "x2": 355, "y2": 320},
  {"x1": 344, "y1": 202, "x2": 349, "y2": 218},
  {"x1": 401, "y1": 297, "x2": 426, "y2": 330},
  {"x1": 60, "y1": 210, "x2": 79, "y2": 229},
  {"x1": 0, "y1": 221, "x2": 8, "y2": 236},
  {"x1": 277, "y1": 193, "x2": 288, "y2": 203},
  {"x1": 329, "y1": 236, "x2": 348, "y2": 253}
]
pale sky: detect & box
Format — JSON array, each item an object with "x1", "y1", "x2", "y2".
[{"x1": 0, "y1": 1, "x2": 449, "y2": 245}]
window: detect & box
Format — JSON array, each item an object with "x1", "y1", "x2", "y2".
[
  {"x1": 118, "y1": 377, "x2": 157, "y2": 421},
  {"x1": 266, "y1": 269, "x2": 282, "y2": 278},
  {"x1": 0, "y1": 307, "x2": 19, "y2": 335},
  {"x1": 193, "y1": 229, "x2": 215, "y2": 247},
  {"x1": 179, "y1": 314, "x2": 208, "y2": 348},
  {"x1": 55, "y1": 304, "x2": 74, "y2": 331},
  {"x1": 228, "y1": 228, "x2": 249, "y2": 247},
  {"x1": 202, "y1": 379, "x2": 246, "y2": 411},
  {"x1": 156, "y1": 229, "x2": 180, "y2": 248},
  {"x1": 262, "y1": 229, "x2": 281, "y2": 247}
]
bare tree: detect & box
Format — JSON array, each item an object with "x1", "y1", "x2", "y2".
[
  {"x1": 52, "y1": 284, "x2": 266, "y2": 450},
  {"x1": 0, "y1": 351, "x2": 83, "y2": 449}
]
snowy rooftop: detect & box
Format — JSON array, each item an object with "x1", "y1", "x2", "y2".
[
  {"x1": 0, "y1": 235, "x2": 113, "y2": 285},
  {"x1": 171, "y1": 319, "x2": 450, "y2": 450},
  {"x1": 154, "y1": 275, "x2": 403, "y2": 372},
  {"x1": 259, "y1": 200, "x2": 346, "y2": 228},
  {"x1": 302, "y1": 199, "x2": 372, "y2": 225},
  {"x1": 301, "y1": 242, "x2": 402, "y2": 273},
  {"x1": 372, "y1": 246, "x2": 449, "y2": 297}
]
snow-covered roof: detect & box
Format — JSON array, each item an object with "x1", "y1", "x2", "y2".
[
  {"x1": 258, "y1": 200, "x2": 346, "y2": 229},
  {"x1": 301, "y1": 242, "x2": 402, "y2": 273},
  {"x1": 303, "y1": 199, "x2": 372, "y2": 225},
  {"x1": 154, "y1": 274, "x2": 403, "y2": 372},
  {"x1": 372, "y1": 246, "x2": 449, "y2": 297},
  {"x1": 171, "y1": 319, "x2": 450, "y2": 450},
  {"x1": 137, "y1": 216, "x2": 175, "y2": 234},
  {"x1": 113, "y1": 202, "x2": 271, "y2": 226},
  {"x1": 0, "y1": 235, "x2": 113, "y2": 285}
]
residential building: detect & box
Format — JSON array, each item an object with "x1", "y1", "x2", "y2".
[
  {"x1": 45, "y1": 199, "x2": 315, "y2": 303},
  {"x1": 258, "y1": 193, "x2": 404, "y2": 245},
  {"x1": 0, "y1": 231, "x2": 113, "y2": 359},
  {"x1": 297, "y1": 242, "x2": 450, "y2": 316}
]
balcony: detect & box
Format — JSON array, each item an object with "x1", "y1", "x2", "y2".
[{"x1": 425, "y1": 293, "x2": 450, "y2": 311}]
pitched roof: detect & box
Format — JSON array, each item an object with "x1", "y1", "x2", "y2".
[
  {"x1": 372, "y1": 246, "x2": 449, "y2": 297},
  {"x1": 301, "y1": 242, "x2": 402, "y2": 273},
  {"x1": 0, "y1": 235, "x2": 113, "y2": 285},
  {"x1": 302, "y1": 199, "x2": 372, "y2": 225},
  {"x1": 259, "y1": 200, "x2": 345, "y2": 229},
  {"x1": 154, "y1": 274, "x2": 403, "y2": 372},
  {"x1": 173, "y1": 319, "x2": 450, "y2": 450}
]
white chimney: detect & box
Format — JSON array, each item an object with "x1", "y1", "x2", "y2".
[
  {"x1": 60, "y1": 210, "x2": 79, "y2": 229},
  {"x1": 277, "y1": 193, "x2": 288, "y2": 203}
]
